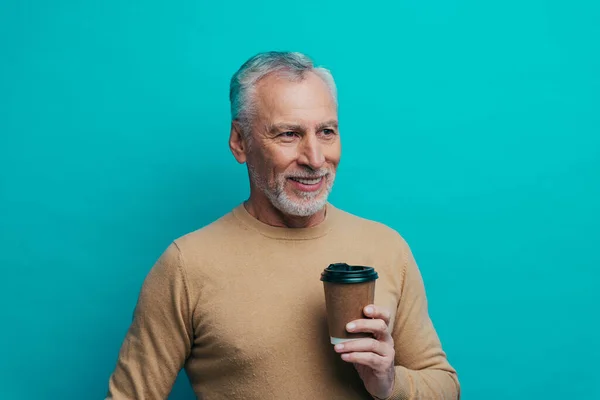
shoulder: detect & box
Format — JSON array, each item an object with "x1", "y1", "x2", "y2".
[
  {"x1": 331, "y1": 204, "x2": 408, "y2": 248},
  {"x1": 330, "y1": 204, "x2": 416, "y2": 271},
  {"x1": 171, "y1": 210, "x2": 240, "y2": 254},
  {"x1": 145, "y1": 209, "x2": 243, "y2": 288}
]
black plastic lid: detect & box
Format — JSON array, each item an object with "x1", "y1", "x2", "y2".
[{"x1": 320, "y1": 263, "x2": 378, "y2": 284}]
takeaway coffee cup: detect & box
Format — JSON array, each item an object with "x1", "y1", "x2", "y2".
[{"x1": 320, "y1": 263, "x2": 378, "y2": 345}]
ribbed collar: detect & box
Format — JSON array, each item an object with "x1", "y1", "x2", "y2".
[{"x1": 232, "y1": 202, "x2": 338, "y2": 240}]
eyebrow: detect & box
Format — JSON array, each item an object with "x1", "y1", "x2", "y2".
[{"x1": 315, "y1": 120, "x2": 339, "y2": 131}]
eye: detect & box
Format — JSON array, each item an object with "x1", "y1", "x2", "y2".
[
  {"x1": 323, "y1": 129, "x2": 335, "y2": 135},
  {"x1": 279, "y1": 131, "x2": 299, "y2": 140}
]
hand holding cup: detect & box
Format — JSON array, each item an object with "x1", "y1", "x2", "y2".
[
  {"x1": 334, "y1": 304, "x2": 396, "y2": 399},
  {"x1": 321, "y1": 264, "x2": 395, "y2": 398}
]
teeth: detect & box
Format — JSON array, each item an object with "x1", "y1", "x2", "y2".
[{"x1": 293, "y1": 177, "x2": 322, "y2": 185}]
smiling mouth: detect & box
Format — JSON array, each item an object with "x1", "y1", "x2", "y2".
[{"x1": 289, "y1": 176, "x2": 325, "y2": 185}]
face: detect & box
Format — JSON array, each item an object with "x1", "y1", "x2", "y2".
[{"x1": 245, "y1": 72, "x2": 341, "y2": 217}]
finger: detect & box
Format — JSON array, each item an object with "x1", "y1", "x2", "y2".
[
  {"x1": 363, "y1": 305, "x2": 392, "y2": 325},
  {"x1": 334, "y1": 338, "x2": 393, "y2": 358},
  {"x1": 340, "y1": 351, "x2": 391, "y2": 371},
  {"x1": 346, "y1": 318, "x2": 391, "y2": 340}
]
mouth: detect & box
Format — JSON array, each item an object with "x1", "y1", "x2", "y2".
[
  {"x1": 287, "y1": 175, "x2": 326, "y2": 192},
  {"x1": 289, "y1": 176, "x2": 324, "y2": 185}
]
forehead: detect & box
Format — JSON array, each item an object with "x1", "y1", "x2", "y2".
[{"x1": 253, "y1": 71, "x2": 337, "y2": 125}]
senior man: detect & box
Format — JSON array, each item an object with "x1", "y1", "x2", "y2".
[{"x1": 107, "y1": 51, "x2": 460, "y2": 399}]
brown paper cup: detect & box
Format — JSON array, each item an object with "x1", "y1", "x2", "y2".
[{"x1": 321, "y1": 263, "x2": 378, "y2": 345}]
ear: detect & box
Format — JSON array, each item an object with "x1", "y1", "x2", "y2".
[{"x1": 229, "y1": 121, "x2": 248, "y2": 164}]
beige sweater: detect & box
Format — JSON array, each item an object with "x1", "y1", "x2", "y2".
[{"x1": 107, "y1": 203, "x2": 460, "y2": 399}]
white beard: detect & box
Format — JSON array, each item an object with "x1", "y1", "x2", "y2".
[{"x1": 249, "y1": 165, "x2": 335, "y2": 217}]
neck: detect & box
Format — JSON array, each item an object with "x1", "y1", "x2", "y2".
[{"x1": 244, "y1": 192, "x2": 326, "y2": 229}]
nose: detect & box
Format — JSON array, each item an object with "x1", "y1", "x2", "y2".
[{"x1": 298, "y1": 134, "x2": 325, "y2": 170}]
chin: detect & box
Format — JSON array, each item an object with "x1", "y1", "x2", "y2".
[{"x1": 272, "y1": 194, "x2": 328, "y2": 217}]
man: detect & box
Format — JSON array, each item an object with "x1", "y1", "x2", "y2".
[{"x1": 107, "y1": 51, "x2": 460, "y2": 399}]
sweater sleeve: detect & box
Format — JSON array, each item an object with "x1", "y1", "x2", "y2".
[
  {"x1": 106, "y1": 243, "x2": 193, "y2": 400},
  {"x1": 385, "y1": 238, "x2": 460, "y2": 400}
]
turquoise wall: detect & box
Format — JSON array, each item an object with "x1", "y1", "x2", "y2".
[{"x1": 1, "y1": 1, "x2": 598, "y2": 399}]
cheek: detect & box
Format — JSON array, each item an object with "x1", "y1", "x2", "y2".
[
  {"x1": 271, "y1": 148, "x2": 298, "y2": 172},
  {"x1": 250, "y1": 144, "x2": 299, "y2": 178},
  {"x1": 325, "y1": 146, "x2": 341, "y2": 167},
  {"x1": 255, "y1": 156, "x2": 290, "y2": 185}
]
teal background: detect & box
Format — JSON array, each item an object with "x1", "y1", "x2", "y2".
[{"x1": 1, "y1": 0, "x2": 599, "y2": 398}]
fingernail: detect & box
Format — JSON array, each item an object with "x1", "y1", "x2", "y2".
[
  {"x1": 365, "y1": 306, "x2": 374, "y2": 315},
  {"x1": 334, "y1": 344, "x2": 344, "y2": 351},
  {"x1": 346, "y1": 322, "x2": 356, "y2": 331}
]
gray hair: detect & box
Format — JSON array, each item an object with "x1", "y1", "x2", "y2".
[{"x1": 229, "y1": 51, "x2": 337, "y2": 138}]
